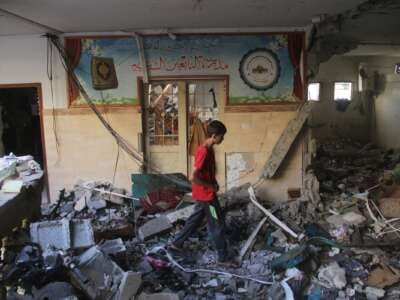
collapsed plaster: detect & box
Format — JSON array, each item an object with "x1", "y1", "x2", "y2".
[
  {"x1": 226, "y1": 153, "x2": 254, "y2": 190},
  {"x1": 307, "y1": 0, "x2": 400, "y2": 79}
]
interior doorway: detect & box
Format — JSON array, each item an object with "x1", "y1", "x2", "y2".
[
  {"x1": 140, "y1": 76, "x2": 226, "y2": 179},
  {"x1": 0, "y1": 84, "x2": 45, "y2": 167}
]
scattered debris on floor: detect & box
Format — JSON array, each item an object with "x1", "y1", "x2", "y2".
[{"x1": 2, "y1": 139, "x2": 400, "y2": 299}]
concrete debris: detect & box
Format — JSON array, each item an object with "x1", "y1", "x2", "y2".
[
  {"x1": 138, "y1": 215, "x2": 172, "y2": 241},
  {"x1": 30, "y1": 218, "x2": 94, "y2": 252},
  {"x1": 165, "y1": 204, "x2": 195, "y2": 223},
  {"x1": 271, "y1": 229, "x2": 288, "y2": 244},
  {"x1": 203, "y1": 278, "x2": 220, "y2": 287},
  {"x1": 33, "y1": 282, "x2": 78, "y2": 299},
  {"x1": 30, "y1": 219, "x2": 71, "y2": 251},
  {"x1": 86, "y1": 197, "x2": 107, "y2": 211},
  {"x1": 238, "y1": 217, "x2": 267, "y2": 262},
  {"x1": 70, "y1": 246, "x2": 141, "y2": 300},
  {"x1": 3, "y1": 139, "x2": 400, "y2": 299},
  {"x1": 341, "y1": 211, "x2": 367, "y2": 226},
  {"x1": 74, "y1": 195, "x2": 86, "y2": 212},
  {"x1": 99, "y1": 238, "x2": 126, "y2": 256},
  {"x1": 365, "y1": 286, "x2": 386, "y2": 300},
  {"x1": 115, "y1": 271, "x2": 142, "y2": 300},
  {"x1": 70, "y1": 219, "x2": 95, "y2": 249},
  {"x1": 327, "y1": 211, "x2": 366, "y2": 227},
  {"x1": 318, "y1": 262, "x2": 347, "y2": 289},
  {"x1": 248, "y1": 186, "x2": 298, "y2": 239},
  {"x1": 137, "y1": 293, "x2": 179, "y2": 300}
]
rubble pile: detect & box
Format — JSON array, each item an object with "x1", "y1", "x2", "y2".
[
  {"x1": 314, "y1": 139, "x2": 397, "y2": 196},
  {"x1": 41, "y1": 180, "x2": 136, "y2": 238},
  {"x1": 2, "y1": 140, "x2": 400, "y2": 299}
]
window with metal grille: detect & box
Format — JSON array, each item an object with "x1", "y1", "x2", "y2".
[{"x1": 147, "y1": 82, "x2": 179, "y2": 145}]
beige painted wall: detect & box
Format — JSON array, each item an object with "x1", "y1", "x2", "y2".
[
  {"x1": 365, "y1": 56, "x2": 400, "y2": 149},
  {"x1": 310, "y1": 55, "x2": 371, "y2": 142},
  {"x1": 217, "y1": 108, "x2": 303, "y2": 201},
  {"x1": 0, "y1": 35, "x2": 303, "y2": 202},
  {"x1": 43, "y1": 109, "x2": 142, "y2": 200}
]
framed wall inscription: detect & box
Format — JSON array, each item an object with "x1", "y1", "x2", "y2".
[{"x1": 66, "y1": 33, "x2": 304, "y2": 109}]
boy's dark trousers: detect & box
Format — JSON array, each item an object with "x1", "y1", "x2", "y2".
[{"x1": 172, "y1": 198, "x2": 228, "y2": 259}]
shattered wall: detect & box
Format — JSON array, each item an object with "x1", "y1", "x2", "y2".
[
  {"x1": 0, "y1": 35, "x2": 303, "y2": 202},
  {"x1": 309, "y1": 55, "x2": 371, "y2": 142}
]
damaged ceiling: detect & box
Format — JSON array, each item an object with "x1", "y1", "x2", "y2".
[{"x1": 0, "y1": 0, "x2": 366, "y2": 35}]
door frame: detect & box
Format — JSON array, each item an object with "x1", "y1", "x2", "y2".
[
  {"x1": 137, "y1": 75, "x2": 229, "y2": 175},
  {"x1": 0, "y1": 83, "x2": 49, "y2": 200}
]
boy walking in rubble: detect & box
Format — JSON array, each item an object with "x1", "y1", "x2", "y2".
[{"x1": 169, "y1": 120, "x2": 236, "y2": 266}]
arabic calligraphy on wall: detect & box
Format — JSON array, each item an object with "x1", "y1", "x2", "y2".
[
  {"x1": 131, "y1": 56, "x2": 229, "y2": 72},
  {"x1": 67, "y1": 33, "x2": 302, "y2": 106}
]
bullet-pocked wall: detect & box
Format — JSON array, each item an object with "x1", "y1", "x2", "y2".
[{"x1": 0, "y1": 35, "x2": 303, "y2": 202}]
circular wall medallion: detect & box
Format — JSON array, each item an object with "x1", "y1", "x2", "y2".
[{"x1": 239, "y1": 48, "x2": 281, "y2": 90}]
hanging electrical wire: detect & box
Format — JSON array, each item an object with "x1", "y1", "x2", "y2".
[{"x1": 46, "y1": 38, "x2": 61, "y2": 162}]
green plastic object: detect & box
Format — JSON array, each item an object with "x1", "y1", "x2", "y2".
[
  {"x1": 131, "y1": 173, "x2": 191, "y2": 199},
  {"x1": 270, "y1": 244, "x2": 310, "y2": 271}
]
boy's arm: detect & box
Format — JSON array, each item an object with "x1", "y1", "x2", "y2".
[{"x1": 190, "y1": 168, "x2": 217, "y2": 191}]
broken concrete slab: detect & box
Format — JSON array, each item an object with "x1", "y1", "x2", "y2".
[
  {"x1": 108, "y1": 187, "x2": 127, "y2": 205},
  {"x1": 30, "y1": 219, "x2": 71, "y2": 251},
  {"x1": 70, "y1": 219, "x2": 94, "y2": 249},
  {"x1": 365, "y1": 286, "x2": 385, "y2": 300},
  {"x1": 318, "y1": 262, "x2": 347, "y2": 289},
  {"x1": 138, "y1": 216, "x2": 173, "y2": 241},
  {"x1": 165, "y1": 205, "x2": 195, "y2": 224},
  {"x1": 203, "y1": 278, "x2": 220, "y2": 288},
  {"x1": 262, "y1": 103, "x2": 311, "y2": 179},
  {"x1": 115, "y1": 271, "x2": 142, "y2": 300},
  {"x1": 70, "y1": 246, "x2": 126, "y2": 299},
  {"x1": 31, "y1": 219, "x2": 95, "y2": 252},
  {"x1": 99, "y1": 238, "x2": 126, "y2": 256},
  {"x1": 74, "y1": 196, "x2": 86, "y2": 212},
  {"x1": 271, "y1": 229, "x2": 288, "y2": 244},
  {"x1": 33, "y1": 282, "x2": 78, "y2": 299},
  {"x1": 327, "y1": 211, "x2": 366, "y2": 227},
  {"x1": 342, "y1": 211, "x2": 367, "y2": 226},
  {"x1": 86, "y1": 198, "x2": 107, "y2": 211}
]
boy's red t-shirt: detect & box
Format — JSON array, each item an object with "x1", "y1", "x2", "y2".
[{"x1": 192, "y1": 144, "x2": 216, "y2": 202}]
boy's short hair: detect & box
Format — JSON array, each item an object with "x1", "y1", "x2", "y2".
[{"x1": 207, "y1": 120, "x2": 227, "y2": 137}]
